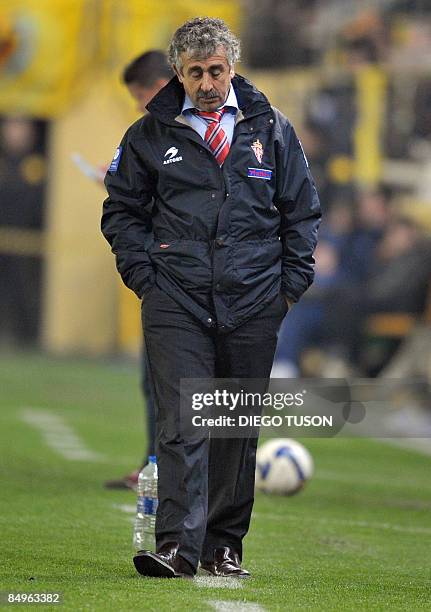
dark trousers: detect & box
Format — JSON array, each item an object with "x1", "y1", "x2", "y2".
[{"x1": 143, "y1": 286, "x2": 287, "y2": 570}]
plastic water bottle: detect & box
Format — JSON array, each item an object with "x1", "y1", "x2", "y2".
[{"x1": 132, "y1": 455, "x2": 158, "y2": 551}]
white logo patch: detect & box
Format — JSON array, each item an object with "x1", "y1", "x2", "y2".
[
  {"x1": 163, "y1": 146, "x2": 183, "y2": 165},
  {"x1": 165, "y1": 147, "x2": 178, "y2": 159}
]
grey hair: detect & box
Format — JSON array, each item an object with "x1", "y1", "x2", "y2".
[{"x1": 168, "y1": 17, "x2": 241, "y2": 70}]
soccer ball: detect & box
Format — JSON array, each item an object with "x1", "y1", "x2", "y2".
[{"x1": 255, "y1": 438, "x2": 314, "y2": 495}]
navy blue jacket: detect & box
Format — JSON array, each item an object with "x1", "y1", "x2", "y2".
[{"x1": 101, "y1": 74, "x2": 321, "y2": 332}]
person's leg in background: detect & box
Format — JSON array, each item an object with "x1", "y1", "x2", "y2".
[
  {"x1": 104, "y1": 343, "x2": 157, "y2": 490},
  {"x1": 141, "y1": 346, "x2": 156, "y2": 458},
  {"x1": 272, "y1": 299, "x2": 324, "y2": 378}
]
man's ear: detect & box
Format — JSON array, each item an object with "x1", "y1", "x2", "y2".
[
  {"x1": 173, "y1": 65, "x2": 183, "y2": 83},
  {"x1": 229, "y1": 66, "x2": 235, "y2": 78}
]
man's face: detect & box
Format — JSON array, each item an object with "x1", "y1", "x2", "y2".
[
  {"x1": 174, "y1": 47, "x2": 234, "y2": 112},
  {"x1": 127, "y1": 79, "x2": 168, "y2": 113}
]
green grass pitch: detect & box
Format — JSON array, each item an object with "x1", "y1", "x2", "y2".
[{"x1": 1, "y1": 352, "x2": 430, "y2": 611}]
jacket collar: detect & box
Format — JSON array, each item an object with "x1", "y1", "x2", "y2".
[{"x1": 146, "y1": 73, "x2": 271, "y2": 124}]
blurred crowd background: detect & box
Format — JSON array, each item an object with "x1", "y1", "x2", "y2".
[{"x1": 1, "y1": 0, "x2": 431, "y2": 381}]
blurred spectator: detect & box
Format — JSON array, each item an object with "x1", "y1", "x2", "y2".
[
  {"x1": 299, "y1": 121, "x2": 332, "y2": 209},
  {"x1": 325, "y1": 215, "x2": 431, "y2": 373},
  {"x1": 104, "y1": 50, "x2": 172, "y2": 491},
  {"x1": 344, "y1": 36, "x2": 380, "y2": 67},
  {"x1": 123, "y1": 50, "x2": 173, "y2": 114},
  {"x1": 273, "y1": 185, "x2": 395, "y2": 376},
  {"x1": 0, "y1": 116, "x2": 47, "y2": 346},
  {"x1": 412, "y1": 78, "x2": 431, "y2": 143},
  {"x1": 320, "y1": 199, "x2": 355, "y2": 270},
  {"x1": 340, "y1": 8, "x2": 388, "y2": 67},
  {"x1": 243, "y1": 0, "x2": 318, "y2": 68},
  {"x1": 304, "y1": 84, "x2": 356, "y2": 209},
  {"x1": 272, "y1": 239, "x2": 342, "y2": 377},
  {"x1": 0, "y1": 117, "x2": 46, "y2": 228},
  {"x1": 338, "y1": 187, "x2": 391, "y2": 283},
  {"x1": 369, "y1": 216, "x2": 431, "y2": 313}
]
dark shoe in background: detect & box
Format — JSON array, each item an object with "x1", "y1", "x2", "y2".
[{"x1": 104, "y1": 469, "x2": 140, "y2": 491}]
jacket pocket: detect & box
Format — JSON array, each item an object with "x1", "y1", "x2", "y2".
[
  {"x1": 233, "y1": 239, "x2": 282, "y2": 271},
  {"x1": 149, "y1": 240, "x2": 213, "y2": 291}
]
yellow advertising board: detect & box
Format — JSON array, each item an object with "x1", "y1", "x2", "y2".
[{"x1": 0, "y1": 0, "x2": 101, "y2": 117}]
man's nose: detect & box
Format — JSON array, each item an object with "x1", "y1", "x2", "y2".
[{"x1": 200, "y1": 72, "x2": 213, "y2": 92}]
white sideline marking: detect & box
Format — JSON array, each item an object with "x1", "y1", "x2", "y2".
[
  {"x1": 314, "y1": 469, "x2": 431, "y2": 491},
  {"x1": 208, "y1": 601, "x2": 265, "y2": 612},
  {"x1": 113, "y1": 503, "x2": 136, "y2": 514},
  {"x1": 20, "y1": 408, "x2": 104, "y2": 461},
  {"x1": 195, "y1": 577, "x2": 244, "y2": 589},
  {"x1": 113, "y1": 503, "x2": 135, "y2": 524},
  {"x1": 378, "y1": 437, "x2": 431, "y2": 457},
  {"x1": 253, "y1": 512, "x2": 431, "y2": 535}
]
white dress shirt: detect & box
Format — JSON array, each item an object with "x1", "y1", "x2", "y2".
[{"x1": 181, "y1": 86, "x2": 239, "y2": 146}]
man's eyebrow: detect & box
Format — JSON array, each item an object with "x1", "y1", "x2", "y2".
[{"x1": 187, "y1": 63, "x2": 225, "y2": 73}]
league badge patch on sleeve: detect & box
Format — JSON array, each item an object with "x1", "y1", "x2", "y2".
[{"x1": 109, "y1": 146, "x2": 123, "y2": 172}]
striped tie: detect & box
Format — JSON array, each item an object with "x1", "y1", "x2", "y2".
[{"x1": 195, "y1": 108, "x2": 230, "y2": 166}]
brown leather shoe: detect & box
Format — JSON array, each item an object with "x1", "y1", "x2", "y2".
[
  {"x1": 200, "y1": 546, "x2": 250, "y2": 578},
  {"x1": 133, "y1": 542, "x2": 195, "y2": 579}
]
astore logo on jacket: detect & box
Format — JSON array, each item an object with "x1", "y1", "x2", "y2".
[{"x1": 163, "y1": 146, "x2": 183, "y2": 165}]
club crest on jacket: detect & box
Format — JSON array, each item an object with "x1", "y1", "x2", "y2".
[{"x1": 251, "y1": 139, "x2": 263, "y2": 164}]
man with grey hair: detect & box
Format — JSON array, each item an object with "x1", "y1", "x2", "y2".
[{"x1": 102, "y1": 17, "x2": 320, "y2": 579}]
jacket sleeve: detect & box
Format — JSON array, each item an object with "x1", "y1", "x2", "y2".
[
  {"x1": 101, "y1": 127, "x2": 156, "y2": 299},
  {"x1": 274, "y1": 116, "x2": 321, "y2": 303}
]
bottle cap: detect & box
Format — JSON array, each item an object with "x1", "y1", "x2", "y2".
[{"x1": 148, "y1": 455, "x2": 157, "y2": 464}]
